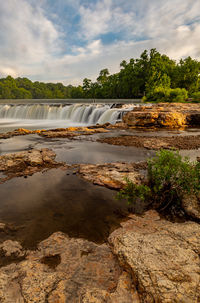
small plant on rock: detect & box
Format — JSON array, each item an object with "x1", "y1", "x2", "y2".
[
  {"x1": 116, "y1": 177, "x2": 151, "y2": 205},
  {"x1": 117, "y1": 150, "x2": 200, "y2": 214}
]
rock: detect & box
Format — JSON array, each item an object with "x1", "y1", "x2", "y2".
[
  {"x1": 0, "y1": 223, "x2": 6, "y2": 232},
  {"x1": 109, "y1": 271, "x2": 140, "y2": 303},
  {"x1": 123, "y1": 103, "x2": 200, "y2": 128},
  {"x1": 0, "y1": 232, "x2": 132, "y2": 303},
  {"x1": 0, "y1": 240, "x2": 25, "y2": 258},
  {"x1": 39, "y1": 126, "x2": 108, "y2": 138},
  {"x1": 108, "y1": 210, "x2": 200, "y2": 303},
  {"x1": 182, "y1": 193, "x2": 200, "y2": 220},
  {"x1": 0, "y1": 126, "x2": 108, "y2": 140},
  {"x1": 98, "y1": 134, "x2": 200, "y2": 150},
  {"x1": 0, "y1": 214, "x2": 199, "y2": 302},
  {"x1": 78, "y1": 162, "x2": 144, "y2": 189},
  {"x1": 26, "y1": 150, "x2": 43, "y2": 166},
  {"x1": 0, "y1": 149, "x2": 63, "y2": 183}
]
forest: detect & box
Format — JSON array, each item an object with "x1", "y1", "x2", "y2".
[{"x1": 0, "y1": 49, "x2": 200, "y2": 102}]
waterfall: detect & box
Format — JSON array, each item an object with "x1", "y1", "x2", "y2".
[{"x1": 0, "y1": 103, "x2": 124, "y2": 125}]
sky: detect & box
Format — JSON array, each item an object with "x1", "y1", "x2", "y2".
[{"x1": 0, "y1": 0, "x2": 200, "y2": 85}]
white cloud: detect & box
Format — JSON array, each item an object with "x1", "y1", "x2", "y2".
[
  {"x1": 79, "y1": 0, "x2": 112, "y2": 39},
  {"x1": 0, "y1": 0, "x2": 61, "y2": 77},
  {"x1": 78, "y1": 0, "x2": 136, "y2": 40},
  {"x1": 0, "y1": 0, "x2": 200, "y2": 85}
]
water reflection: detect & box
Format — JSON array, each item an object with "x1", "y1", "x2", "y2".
[{"x1": 0, "y1": 169, "x2": 134, "y2": 248}]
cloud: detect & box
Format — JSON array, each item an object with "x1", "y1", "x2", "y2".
[
  {"x1": 78, "y1": 0, "x2": 136, "y2": 40},
  {"x1": 0, "y1": 0, "x2": 61, "y2": 77},
  {"x1": 0, "y1": 0, "x2": 200, "y2": 85}
]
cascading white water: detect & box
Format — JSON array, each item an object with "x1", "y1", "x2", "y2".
[{"x1": 0, "y1": 103, "x2": 123, "y2": 125}]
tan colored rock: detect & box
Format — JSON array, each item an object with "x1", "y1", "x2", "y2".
[
  {"x1": 39, "y1": 126, "x2": 108, "y2": 138},
  {"x1": 0, "y1": 265, "x2": 25, "y2": 303},
  {"x1": 0, "y1": 240, "x2": 25, "y2": 258},
  {"x1": 182, "y1": 193, "x2": 200, "y2": 220},
  {"x1": 122, "y1": 103, "x2": 200, "y2": 128},
  {"x1": 0, "y1": 126, "x2": 108, "y2": 140},
  {"x1": 108, "y1": 210, "x2": 200, "y2": 303},
  {"x1": 78, "y1": 162, "x2": 144, "y2": 189},
  {"x1": 109, "y1": 271, "x2": 140, "y2": 303},
  {"x1": 26, "y1": 150, "x2": 43, "y2": 166},
  {"x1": 0, "y1": 232, "x2": 128, "y2": 303},
  {"x1": 0, "y1": 149, "x2": 62, "y2": 183}
]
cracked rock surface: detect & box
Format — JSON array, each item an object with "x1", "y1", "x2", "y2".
[
  {"x1": 108, "y1": 210, "x2": 200, "y2": 303},
  {"x1": 0, "y1": 232, "x2": 138, "y2": 303},
  {"x1": 0, "y1": 211, "x2": 199, "y2": 302}
]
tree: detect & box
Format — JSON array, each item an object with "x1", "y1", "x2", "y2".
[{"x1": 173, "y1": 57, "x2": 200, "y2": 94}]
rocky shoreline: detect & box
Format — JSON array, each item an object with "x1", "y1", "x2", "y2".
[
  {"x1": 0, "y1": 103, "x2": 199, "y2": 302},
  {"x1": 0, "y1": 211, "x2": 199, "y2": 302}
]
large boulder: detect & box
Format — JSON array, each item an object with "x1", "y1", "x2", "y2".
[
  {"x1": 123, "y1": 103, "x2": 200, "y2": 128},
  {"x1": 108, "y1": 210, "x2": 200, "y2": 303}
]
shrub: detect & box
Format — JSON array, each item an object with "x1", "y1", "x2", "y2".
[
  {"x1": 117, "y1": 150, "x2": 200, "y2": 213},
  {"x1": 116, "y1": 177, "x2": 151, "y2": 205},
  {"x1": 147, "y1": 87, "x2": 188, "y2": 102},
  {"x1": 168, "y1": 88, "x2": 188, "y2": 102},
  {"x1": 148, "y1": 150, "x2": 200, "y2": 210},
  {"x1": 191, "y1": 92, "x2": 200, "y2": 103},
  {"x1": 151, "y1": 87, "x2": 170, "y2": 102}
]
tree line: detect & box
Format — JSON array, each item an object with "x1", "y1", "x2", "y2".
[{"x1": 0, "y1": 49, "x2": 200, "y2": 102}]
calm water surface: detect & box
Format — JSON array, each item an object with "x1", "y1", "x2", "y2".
[{"x1": 0, "y1": 169, "x2": 140, "y2": 248}]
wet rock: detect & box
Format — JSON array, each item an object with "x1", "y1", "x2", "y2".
[
  {"x1": 39, "y1": 126, "x2": 108, "y2": 138},
  {"x1": 0, "y1": 126, "x2": 108, "y2": 140},
  {"x1": 123, "y1": 103, "x2": 200, "y2": 128},
  {"x1": 0, "y1": 149, "x2": 63, "y2": 183},
  {"x1": 0, "y1": 128, "x2": 44, "y2": 139},
  {"x1": 98, "y1": 134, "x2": 200, "y2": 150},
  {"x1": 78, "y1": 162, "x2": 144, "y2": 189},
  {"x1": 108, "y1": 210, "x2": 200, "y2": 303}
]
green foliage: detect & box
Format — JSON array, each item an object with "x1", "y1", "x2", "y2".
[
  {"x1": 168, "y1": 88, "x2": 188, "y2": 102},
  {"x1": 116, "y1": 177, "x2": 151, "y2": 205},
  {"x1": 0, "y1": 76, "x2": 77, "y2": 99},
  {"x1": 78, "y1": 48, "x2": 199, "y2": 101},
  {"x1": 0, "y1": 48, "x2": 200, "y2": 100},
  {"x1": 172, "y1": 57, "x2": 200, "y2": 94},
  {"x1": 191, "y1": 91, "x2": 200, "y2": 103},
  {"x1": 149, "y1": 87, "x2": 188, "y2": 102},
  {"x1": 148, "y1": 150, "x2": 200, "y2": 197},
  {"x1": 117, "y1": 150, "x2": 200, "y2": 213}
]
